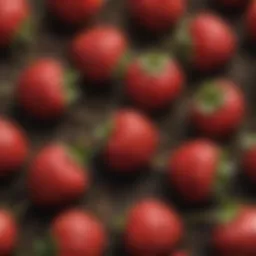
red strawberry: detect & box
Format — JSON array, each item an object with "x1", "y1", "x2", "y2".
[
  {"x1": 28, "y1": 144, "x2": 89, "y2": 207},
  {"x1": 125, "y1": 52, "x2": 184, "y2": 111},
  {"x1": 174, "y1": 13, "x2": 236, "y2": 71},
  {"x1": 125, "y1": 199, "x2": 183, "y2": 256},
  {"x1": 17, "y1": 58, "x2": 78, "y2": 120},
  {"x1": 246, "y1": 1, "x2": 256, "y2": 41},
  {"x1": 48, "y1": 209, "x2": 107, "y2": 256},
  {"x1": 241, "y1": 134, "x2": 256, "y2": 183},
  {"x1": 47, "y1": 0, "x2": 103, "y2": 25},
  {"x1": 213, "y1": 206, "x2": 256, "y2": 256},
  {"x1": 216, "y1": 0, "x2": 250, "y2": 8},
  {"x1": 0, "y1": 0, "x2": 30, "y2": 47},
  {"x1": 190, "y1": 79, "x2": 245, "y2": 138},
  {"x1": 173, "y1": 251, "x2": 188, "y2": 256},
  {"x1": 168, "y1": 139, "x2": 230, "y2": 203},
  {"x1": 0, "y1": 210, "x2": 18, "y2": 255},
  {"x1": 128, "y1": 0, "x2": 186, "y2": 32},
  {"x1": 0, "y1": 118, "x2": 28, "y2": 176},
  {"x1": 71, "y1": 26, "x2": 128, "y2": 82},
  {"x1": 103, "y1": 109, "x2": 159, "y2": 172}
]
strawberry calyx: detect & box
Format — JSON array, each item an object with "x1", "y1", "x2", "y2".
[
  {"x1": 13, "y1": 17, "x2": 34, "y2": 48},
  {"x1": 214, "y1": 150, "x2": 236, "y2": 210},
  {"x1": 33, "y1": 235, "x2": 57, "y2": 256},
  {"x1": 173, "y1": 19, "x2": 192, "y2": 64},
  {"x1": 114, "y1": 50, "x2": 133, "y2": 79},
  {"x1": 215, "y1": 202, "x2": 240, "y2": 224},
  {"x1": 241, "y1": 133, "x2": 256, "y2": 150},
  {"x1": 64, "y1": 69, "x2": 80, "y2": 105},
  {"x1": 67, "y1": 145, "x2": 87, "y2": 167},
  {"x1": 194, "y1": 82, "x2": 224, "y2": 114},
  {"x1": 139, "y1": 52, "x2": 169, "y2": 76}
]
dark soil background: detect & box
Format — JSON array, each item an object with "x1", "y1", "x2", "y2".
[{"x1": 0, "y1": 0, "x2": 256, "y2": 255}]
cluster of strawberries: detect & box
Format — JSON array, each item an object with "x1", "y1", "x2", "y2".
[{"x1": 0, "y1": 0, "x2": 256, "y2": 255}]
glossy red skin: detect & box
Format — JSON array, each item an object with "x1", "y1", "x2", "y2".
[
  {"x1": 191, "y1": 80, "x2": 245, "y2": 138},
  {"x1": 0, "y1": 210, "x2": 18, "y2": 255},
  {"x1": 47, "y1": 0, "x2": 102, "y2": 25},
  {"x1": 188, "y1": 13, "x2": 236, "y2": 71},
  {"x1": 125, "y1": 199, "x2": 183, "y2": 256},
  {"x1": 125, "y1": 58, "x2": 184, "y2": 110},
  {"x1": 242, "y1": 146, "x2": 256, "y2": 183},
  {"x1": 104, "y1": 109, "x2": 159, "y2": 172},
  {"x1": 17, "y1": 59, "x2": 67, "y2": 120},
  {"x1": 168, "y1": 139, "x2": 220, "y2": 203},
  {"x1": 213, "y1": 207, "x2": 256, "y2": 256},
  {"x1": 0, "y1": 119, "x2": 28, "y2": 176},
  {"x1": 129, "y1": 0, "x2": 186, "y2": 32},
  {"x1": 71, "y1": 27, "x2": 127, "y2": 82},
  {"x1": 172, "y1": 251, "x2": 189, "y2": 256},
  {"x1": 216, "y1": 0, "x2": 249, "y2": 8},
  {"x1": 28, "y1": 144, "x2": 89, "y2": 207},
  {"x1": 0, "y1": 0, "x2": 30, "y2": 47},
  {"x1": 246, "y1": 1, "x2": 256, "y2": 41},
  {"x1": 52, "y1": 210, "x2": 107, "y2": 256}
]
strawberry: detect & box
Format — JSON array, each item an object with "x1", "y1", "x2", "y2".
[
  {"x1": 28, "y1": 144, "x2": 89, "y2": 207},
  {"x1": 0, "y1": 118, "x2": 28, "y2": 176},
  {"x1": 47, "y1": 0, "x2": 103, "y2": 25},
  {"x1": 246, "y1": 0, "x2": 256, "y2": 41},
  {"x1": 50, "y1": 209, "x2": 107, "y2": 256},
  {"x1": 125, "y1": 199, "x2": 183, "y2": 256},
  {"x1": 190, "y1": 79, "x2": 245, "y2": 138},
  {"x1": 213, "y1": 206, "x2": 256, "y2": 256},
  {"x1": 125, "y1": 52, "x2": 184, "y2": 111},
  {"x1": 241, "y1": 133, "x2": 256, "y2": 183},
  {"x1": 34, "y1": 209, "x2": 107, "y2": 255},
  {"x1": 173, "y1": 251, "x2": 188, "y2": 256},
  {"x1": 173, "y1": 13, "x2": 237, "y2": 71},
  {"x1": 216, "y1": 0, "x2": 250, "y2": 8},
  {"x1": 128, "y1": 0, "x2": 186, "y2": 32},
  {"x1": 168, "y1": 139, "x2": 232, "y2": 203},
  {"x1": 17, "y1": 58, "x2": 78, "y2": 120},
  {"x1": 71, "y1": 26, "x2": 128, "y2": 83},
  {"x1": 0, "y1": 210, "x2": 18, "y2": 255},
  {"x1": 103, "y1": 109, "x2": 159, "y2": 172},
  {"x1": 0, "y1": 0, "x2": 31, "y2": 47}
]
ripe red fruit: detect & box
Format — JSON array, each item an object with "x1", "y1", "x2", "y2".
[
  {"x1": 0, "y1": 119, "x2": 28, "y2": 176},
  {"x1": 168, "y1": 139, "x2": 225, "y2": 203},
  {"x1": 0, "y1": 210, "x2": 18, "y2": 255},
  {"x1": 246, "y1": 1, "x2": 256, "y2": 41},
  {"x1": 241, "y1": 134, "x2": 256, "y2": 183},
  {"x1": 128, "y1": 0, "x2": 186, "y2": 32},
  {"x1": 174, "y1": 13, "x2": 236, "y2": 71},
  {"x1": 47, "y1": 0, "x2": 102, "y2": 25},
  {"x1": 191, "y1": 79, "x2": 245, "y2": 138},
  {"x1": 17, "y1": 58, "x2": 78, "y2": 120},
  {"x1": 50, "y1": 210, "x2": 107, "y2": 256},
  {"x1": 104, "y1": 109, "x2": 159, "y2": 172},
  {"x1": 216, "y1": 0, "x2": 250, "y2": 8},
  {"x1": 125, "y1": 199, "x2": 183, "y2": 256},
  {"x1": 28, "y1": 144, "x2": 89, "y2": 207},
  {"x1": 0, "y1": 0, "x2": 30, "y2": 47},
  {"x1": 71, "y1": 26, "x2": 128, "y2": 82},
  {"x1": 125, "y1": 52, "x2": 184, "y2": 110},
  {"x1": 173, "y1": 251, "x2": 189, "y2": 256},
  {"x1": 213, "y1": 206, "x2": 256, "y2": 256}
]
